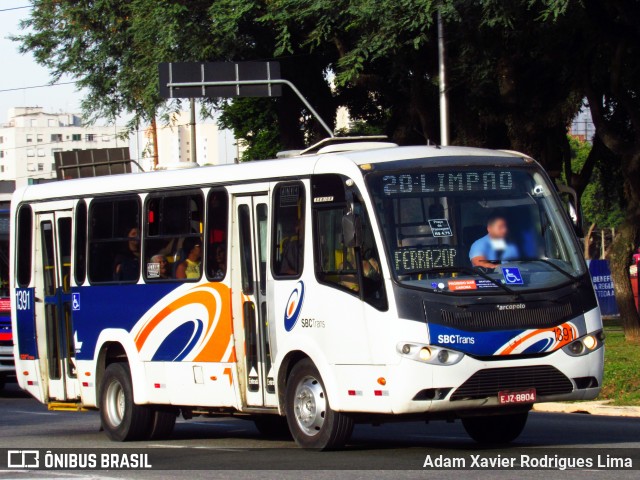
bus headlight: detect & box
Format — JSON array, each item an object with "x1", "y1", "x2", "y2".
[
  {"x1": 397, "y1": 343, "x2": 464, "y2": 365},
  {"x1": 562, "y1": 331, "x2": 604, "y2": 357},
  {"x1": 582, "y1": 334, "x2": 597, "y2": 350},
  {"x1": 418, "y1": 347, "x2": 432, "y2": 361}
]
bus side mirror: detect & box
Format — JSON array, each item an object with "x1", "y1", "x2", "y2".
[
  {"x1": 342, "y1": 212, "x2": 363, "y2": 248},
  {"x1": 557, "y1": 185, "x2": 583, "y2": 238},
  {"x1": 565, "y1": 198, "x2": 584, "y2": 238}
]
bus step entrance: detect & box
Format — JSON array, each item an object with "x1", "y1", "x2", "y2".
[{"x1": 47, "y1": 401, "x2": 88, "y2": 412}]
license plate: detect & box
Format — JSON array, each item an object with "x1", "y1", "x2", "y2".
[{"x1": 498, "y1": 388, "x2": 536, "y2": 405}]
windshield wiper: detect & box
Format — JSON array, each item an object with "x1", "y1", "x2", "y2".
[
  {"x1": 410, "y1": 266, "x2": 520, "y2": 298},
  {"x1": 517, "y1": 258, "x2": 579, "y2": 283}
]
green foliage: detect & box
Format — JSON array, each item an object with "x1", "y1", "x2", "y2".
[
  {"x1": 336, "y1": 119, "x2": 385, "y2": 137},
  {"x1": 16, "y1": 0, "x2": 592, "y2": 162},
  {"x1": 16, "y1": 0, "x2": 233, "y2": 130},
  {"x1": 217, "y1": 98, "x2": 282, "y2": 161},
  {"x1": 600, "y1": 324, "x2": 640, "y2": 405},
  {"x1": 567, "y1": 136, "x2": 624, "y2": 228}
]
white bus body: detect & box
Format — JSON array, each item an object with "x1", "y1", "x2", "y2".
[{"x1": 10, "y1": 145, "x2": 603, "y2": 448}]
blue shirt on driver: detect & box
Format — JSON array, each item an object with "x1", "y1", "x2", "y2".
[{"x1": 469, "y1": 234, "x2": 519, "y2": 263}]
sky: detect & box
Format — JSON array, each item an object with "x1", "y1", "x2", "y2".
[{"x1": 0, "y1": 2, "x2": 86, "y2": 124}]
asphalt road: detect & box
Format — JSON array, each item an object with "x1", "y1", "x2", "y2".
[{"x1": 1, "y1": 381, "x2": 640, "y2": 479}]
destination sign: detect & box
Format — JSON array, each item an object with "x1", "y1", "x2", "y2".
[
  {"x1": 382, "y1": 171, "x2": 514, "y2": 196},
  {"x1": 394, "y1": 247, "x2": 457, "y2": 272}
]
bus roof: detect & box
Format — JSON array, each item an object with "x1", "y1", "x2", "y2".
[{"x1": 14, "y1": 145, "x2": 529, "y2": 204}]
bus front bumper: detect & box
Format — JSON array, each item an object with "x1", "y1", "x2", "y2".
[{"x1": 331, "y1": 345, "x2": 603, "y2": 416}]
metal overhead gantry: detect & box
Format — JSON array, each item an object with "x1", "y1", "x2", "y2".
[{"x1": 158, "y1": 61, "x2": 334, "y2": 138}]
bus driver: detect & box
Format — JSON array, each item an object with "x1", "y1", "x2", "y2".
[{"x1": 469, "y1": 213, "x2": 519, "y2": 269}]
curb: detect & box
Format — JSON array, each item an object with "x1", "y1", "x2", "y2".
[{"x1": 533, "y1": 401, "x2": 640, "y2": 418}]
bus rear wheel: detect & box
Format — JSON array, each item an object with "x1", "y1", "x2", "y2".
[
  {"x1": 285, "y1": 359, "x2": 353, "y2": 450},
  {"x1": 99, "y1": 362, "x2": 152, "y2": 441},
  {"x1": 462, "y1": 411, "x2": 529, "y2": 444},
  {"x1": 148, "y1": 406, "x2": 178, "y2": 440}
]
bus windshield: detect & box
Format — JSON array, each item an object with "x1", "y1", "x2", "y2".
[{"x1": 366, "y1": 165, "x2": 585, "y2": 293}]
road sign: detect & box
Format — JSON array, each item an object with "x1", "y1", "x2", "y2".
[
  {"x1": 158, "y1": 61, "x2": 282, "y2": 99},
  {"x1": 158, "y1": 61, "x2": 333, "y2": 138},
  {"x1": 54, "y1": 148, "x2": 134, "y2": 179}
]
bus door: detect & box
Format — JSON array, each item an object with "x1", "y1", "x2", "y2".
[
  {"x1": 231, "y1": 194, "x2": 277, "y2": 408},
  {"x1": 34, "y1": 211, "x2": 79, "y2": 401}
]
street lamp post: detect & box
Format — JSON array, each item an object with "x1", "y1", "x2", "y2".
[{"x1": 437, "y1": 9, "x2": 449, "y2": 146}]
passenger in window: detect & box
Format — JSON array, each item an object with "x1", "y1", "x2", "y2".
[
  {"x1": 149, "y1": 254, "x2": 171, "y2": 280},
  {"x1": 363, "y1": 256, "x2": 381, "y2": 280},
  {"x1": 337, "y1": 246, "x2": 382, "y2": 291},
  {"x1": 176, "y1": 237, "x2": 202, "y2": 279},
  {"x1": 469, "y1": 213, "x2": 520, "y2": 269},
  {"x1": 114, "y1": 227, "x2": 140, "y2": 281},
  {"x1": 280, "y1": 217, "x2": 304, "y2": 275},
  {"x1": 338, "y1": 252, "x2": 380, "y2": 279},
  {"x1": 211, "y1": 244, "x2": 226, "y2": 280}
]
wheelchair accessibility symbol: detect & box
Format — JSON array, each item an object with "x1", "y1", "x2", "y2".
[
  {"x1": 501, "y1": 267, "x2": 524, "y2": 285},
  {"x1": 72, "y1": 293, "x2": 81, "y2": 311}
]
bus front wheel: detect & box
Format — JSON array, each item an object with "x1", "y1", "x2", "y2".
[
  {"x1": 462, "y1": 411, "x2": 529, "y2": 444},
  {"x1": 99, "y1": 362, "x2": 152, "y2": 441},
  {"x1": 285, "y1": 359, "x2": 353, "y2": 450}
]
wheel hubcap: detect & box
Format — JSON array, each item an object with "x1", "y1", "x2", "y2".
[
  {"x1": 105, "y1": 379, "x2": 125, "y2": 428},
  {"x1": 294, "y1": 375, "x2": 326, "y2": 436}
]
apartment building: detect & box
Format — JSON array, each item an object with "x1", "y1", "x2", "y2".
[
  {"x1": 0, "y1": 107, "x2": 125, "y2": 187},
  {"x1": 132, "y1": 110, "x2": 238, "y2": 171}
]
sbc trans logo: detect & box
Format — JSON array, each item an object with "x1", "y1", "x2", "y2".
[{"x1": 284, "y1": 281, "x2": 305, "y2": 332}]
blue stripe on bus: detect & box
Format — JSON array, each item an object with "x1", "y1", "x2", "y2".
[
  {"x1": 71, "y1": 283, "x2": 178, "y2": 361},
  {"x1": 15, "y1": 288, "x2": 37, "y2": 359},
  {"x1": 151, "y1": 319, "x2": 204, "y2": 362}
]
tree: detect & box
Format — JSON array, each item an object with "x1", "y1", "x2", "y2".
[
  {"x1": 567, "y1": 136, "x2": 624, "y2": 230},
  {"x1": 217, "y1": 98, "x2": 281, "y2": 162},
  {"x1": 16, "y1": 0, "x2": 336, "y2": 158},
  {"x1": 578, "y1": 0, "x2": 640, "y2": 340},
  {"x1": 18, "y1": 1, "x2": 585, "y2": 166}
]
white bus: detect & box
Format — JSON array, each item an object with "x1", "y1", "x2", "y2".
[{"x1": 10, "y1": 141, "x2": 604, "y2": 449}]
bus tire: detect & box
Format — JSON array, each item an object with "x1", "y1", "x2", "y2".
[
  {"x1": 253, "y1": 415, "x2": 292, "y2": 439},
  {"x1": 99, "y1": 362, "x2": 152, "y2": 441},
  {"x1": 462, "y1": 411, "x2": 529, "y2": 444},
  {"x1": 285, "y1": 359, "x2": 353, "y2": 450},
  {"x1": 148, "y1": 406, "x2": 178, "y2": 440}
]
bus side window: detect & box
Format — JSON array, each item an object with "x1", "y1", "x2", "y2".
[
  {"x1": 272, "y1": 182, "x2": 305, "y2": 278},
  {"x1": 16, "y1": 204, "x2": 33, "y2": 288},
  {"x1": 314, "y1": 202, "x2": 387, "y2": 310},
  {"x1": 311, "y1": 174, "x2": 387, "y2": 311},
  {"x1": 205, "y1": 189, "x2": 229, "y2": 281},
  {"x1": 74, "y1": 200, "x2": 87, "y2": 285},
  {"x1": 88, "y1": 196, "x2": 141, "y2": 284},
  {"x1": 144, "y1": 191, "x2": 204, "y2": 282}
]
